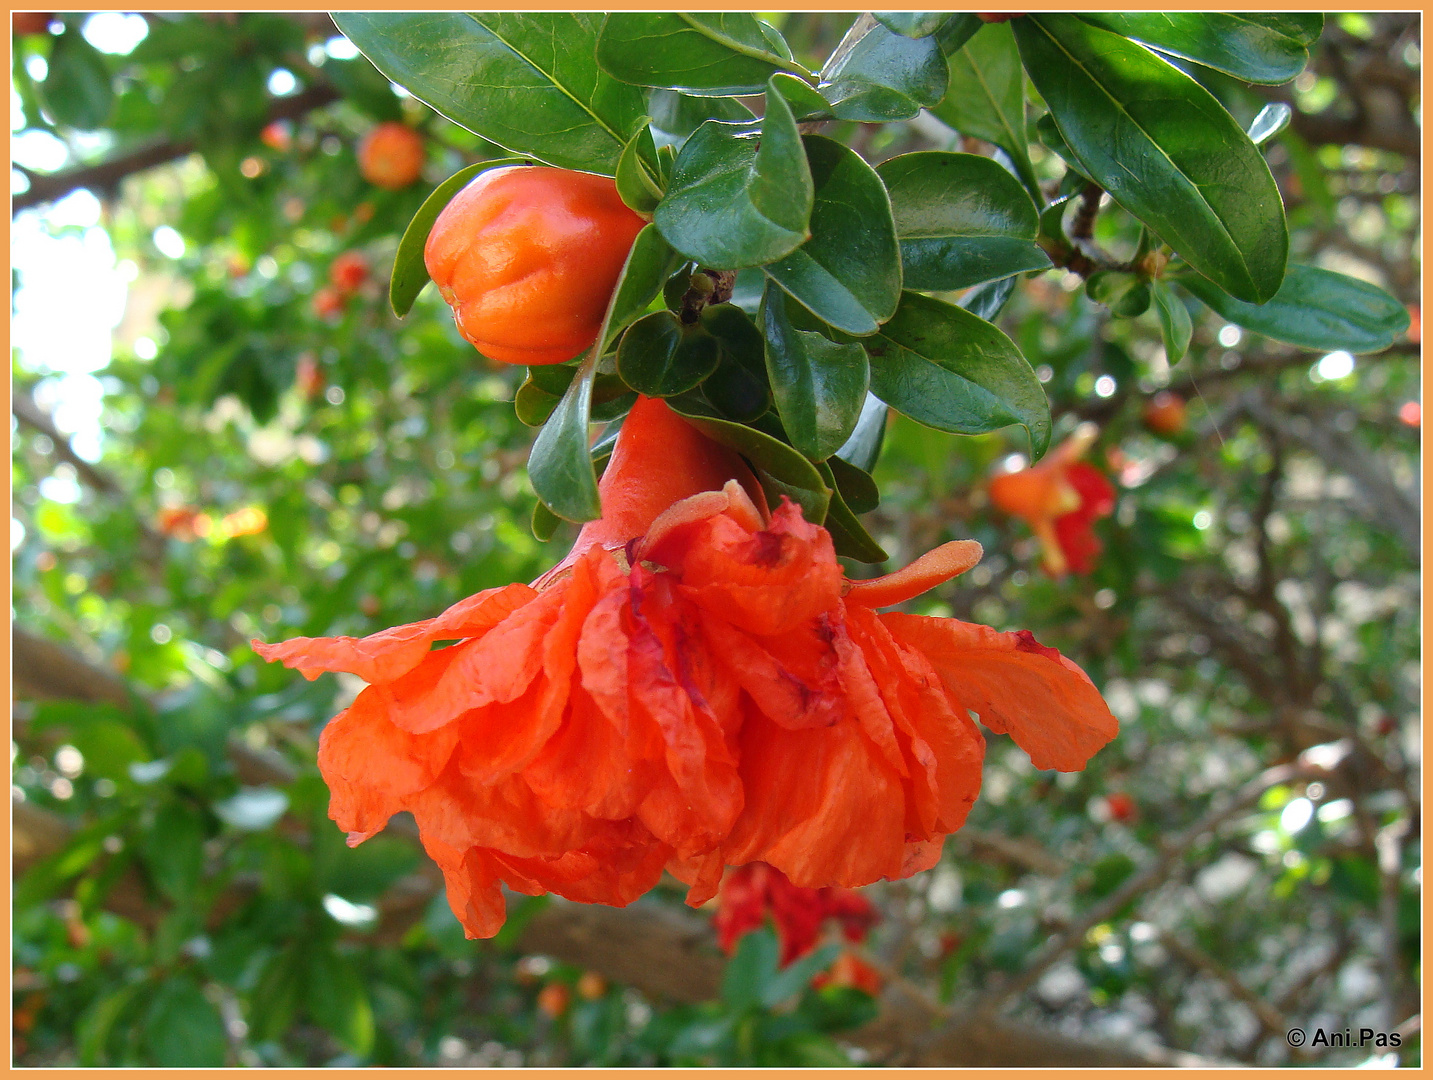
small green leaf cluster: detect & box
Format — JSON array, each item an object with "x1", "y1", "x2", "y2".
[{"x1": 349, "y1": 11, "x2": 1405, "y2": 555}]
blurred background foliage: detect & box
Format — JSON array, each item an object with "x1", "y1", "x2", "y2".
[{"x1": 11, "y1": 10, "x2": 1420, "y2": 1068}]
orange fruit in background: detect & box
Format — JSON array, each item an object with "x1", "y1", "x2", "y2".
[
  {"x1": 357, "y1": 122, "x2": 425, "y2": 190},
  {"x1": 329, "y1": 251, "x2": 369, "y2": 296},
  {"x1": 1142, "y1": 391, "x2": 1187, "y2": 436},
  {"x1": 536, "y1": 982, "x2": 571, "y2": 1019},
  {"x1": 424, "y1": 166, "x2": 646, "y2": 366}
]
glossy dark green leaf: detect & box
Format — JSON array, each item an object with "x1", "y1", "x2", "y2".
[
  {"x1": 138, "y1": 803, "x2": 204, "y2": 904},
  {"x1": 615, "y1": 124, "x2": 664, "y2": 215},
  {"x1": 934, "y1": 14, "x2": 983, "y2": 57},
  {"x1": 868, "y1": 291, "x2": 1049, "y2": 455},
  {"x1": 1181, "y1": 264, "x2": 1410, "y2": 354},
  {"x1": 42, "y1": 29, "x2": 114, "y2": 130},
  {"x1": 527, "y1": 363, "x2": 579, "y2": 396},
  {"x1": 142, "y1": 976, "x2": 226, "y2": 1067},
  {"x1": 765, "y1": 136, "x2": 901, "y2": 336},
  {"x1": 597, "y1": 13, "x2": 810, "y2": 96},
  {"x1": 647, "y1": 89, "x2": 755, "y2": 149},
  {"x1": 834, "y1": 392, "x2": 889, "y2": 474},
  {"x1": 390, "y1": 157, "x2": 529, "y2": 317},
  {"x1": 529, "y1": 354, "x2": 600, "y2": 522},
  {"x1": 1015, "y1": 14, "x2": 1288, "y2": 304},
  {"x1": 722, "y1": 927, "x2": 780, "y2": 1010},
  {"x1": 1034, "y1": 112, "x2": 1085, "y2": 179},
  {"x1": 1086, "y1": 270, "x2": 1152, "y2": 318},
  {"x1": 1152, "y1": 280, "x2": 1193, "y2": 364},
  {"x1": 828, "y1": 453, "x2": 881, "y2": 513},
  {"x1": 762, "y1": 942, "x2": 842, "y2": 1007},
  {"x1": 701, "y1": 304, "x2": 773, "y2": 422},
  {"x1": 333, "y1": 13, "x2": 645, "y2": 173},
  {"x1": 514, "y1": 379, "x2": 561, "y2": 427},
  {"x1": 617, "y1": 310, "x2": 721, "y2": 396},
  {"x1": 932, "y1": 23, "x2": 1038, "y2": 196},
  {"x1": 654, "y1": 80, "x2": 811, "y2": 269},
  {"x1": 816, "y1": 461, "x2": 888, "y2": 562},
  {"x1": 959, "y1": 275, "x2": 1018, "y2": 322},
  {"x1": 875, "y1": 12, "x2": 951, "y2": 38},
  {"x1": 878, "y1": 151, "x2": 1049, "y2": 292},
  {"x1": 819, "y1": 19, "x2": 948, "y2": 122},
  {"x1": 768, "y1": 72, "x2": 832, "y2": 119},
  {"x1": 601, "y1": 224, "x2": 682, "y2": 351},
  {"x1": 1075, "y1": 13, "x2": 1324, "y2": 84},
  {"x1": 761, "y1": 284, "x2": 870, "y2": 462},
  {"x1": 1248, "y1": 102, "x2": 1293, "y2": 146},
  {"x1": 665, "y1": 394, "x2": 831, "y2": 524}
]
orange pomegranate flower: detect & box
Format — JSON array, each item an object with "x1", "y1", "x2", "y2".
[
  {"x1": 987, "y1": 424, "x2": 1116, "y2": 576},
  {"x1": 254, "y1": 397, "x2": 1117, "y2": 938},
  {"x1": 811, "y1": 950, "x2": 885, "y2": 996},
  {"x1": 715, "y1": 862, "x2": 878, "y2": 966}
]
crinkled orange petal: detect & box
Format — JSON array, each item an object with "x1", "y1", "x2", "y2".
[
  {"x1": 251, "y1": 582, "x2": 533, "y2": 682},
  {"x1": 698, "y1": 609, "x2": 844, "y2": 732},
  {"x1": 421, "y1": 833, "x2": 508, "y2": 940},
  {"x1": 657, "y1": 501, "x2": 843, "y2": 637},
  {"x1": 722, "y1": 711, "x2": 907, "y2": 889},
  {"x1": 667, "y1": 849, "x2": 727, "y2": 907},
  {"x1": 883, "y1": 613, "x2": 1118, "y2": 772}
]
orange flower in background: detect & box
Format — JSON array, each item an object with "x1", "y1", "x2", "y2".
[
  {"x1": 715, "y1": 862, "x2": 878, "y2": 967},
  {"x1": 156, "y1": 506, "x2": 212, "y2": 541},
  {"x1": 357, "y1": 121, "x2": 425, "y2": 190},
  {"x1": 987, "y1": 424, "x2": 1116, "y2": 576},
  {"x1": 812, "y1": 951, "x2": 884, "y2": 996},
  {"x1": 254, "y1": 397, "x2": 1118, "y2": 938}
]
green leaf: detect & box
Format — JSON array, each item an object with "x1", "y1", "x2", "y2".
[
  {"x1": 1181, "y1": 264, "x2": 1410, "y2": 354},
  {"x1": 138, "y1": 803, "x2": 205, "y2": 904},
  {"x1": 1075, "y1": 13, "x2": 1324, "y2": 84},
  {"x1": 250, "y1": 945, "x2": 305, "y2": 1043},
  {"x1": 1085, "y1": 270, "x2": 1152, "y2": 318},
  {"x1": 762, "y1": 943, "x2": 842, "y2": 1007},
  {"x1": 601, "y1": 224, "x2": 682, "y2": 351},
  {"x1": 332, "y1": 13, "x2": 645, "y2": 173},
  {"x1": 648, "y1": 89, "x2": 755, "y2": 148},
  {"x1": 868, "y1": 291, "x2": 1050, "y2": 455},
  {"x1": 617, "y1": 310, "x2": 721, "y2": 396},
  {"x1": 514, "y1": 379, "x2": 561, "y2": 427},
  {"x1": 767, "y1": 72, "x2": 832, "y2": 120},
  {"x1": 597, "y1": 13, "x2": 810, "y2": 96},
  {"x1": 877, "y1": 151, "x2": 1049, "y2": 292},
  {"x1": 529, "y1": 353, "x2": 601, "y2": 522},
  {"x1": 875, "y1": 12, "x2": 952, "y2": 38},
  {"x1": 1248, "y1": 102, "x2": 1293, "y2": 147},
  {"x1": 761, "y1": 283, "x2": 870, "y2": 462},
  {"x1": 654, "y1": 80, "x2": 812, "y2": 269},
  {"x1": 143, "y1": 975, "x2": 227, "y2": 1067},
  {"x1": 1152, "y1": 280, "x2": 1193, "y2": 364},
  {"x1": 306, "y1": 950, "x2": 375, "y2": 1057},
  {"x1": 932, "y1": 23, "x2": 1038, "y2": 197},
  {"x1": 827, "y1": 453, "x2": 881, "y2": 513},
  {"x1": 933, "y1": 14, "x2": 983, "y2": 57},
  {"x1": 815, "y1": 461, "x2": 888, "y2": 562},
  {"x1": 389, "y1": 157, "x2": 529, "y2": 317},
  {"x1": 1034, "y1": 112, "x2": 1085, "y2": 178},
  {"x1": 615, "y1": 123, "x2": 664, "y2": 214},
  {"x1": 818, "y1": 19, "x2": 948, "y2": 123},
  {"x1": 959, "y1": 276, "x2": 1018, "y2": 322},
  {"x1": 834, "y1": 393, "x2": 889, "y2": 474},
  {"x1": 722, "y1": 927, "x2": 781, "y2": 1010},
  {"x1": 41, "y1": 29, "x2": 114, "y2": 130},
  {"x1": 78, "y1": 984, "x2": 142, "y2": 1066},
  {"x1": 701, "y1": 304, "x2": 774, "y2": 422},
  {"x1": 665, "y1": 394, "x2": 831, "y2": 524},
  {"x1": 1015, "y1": 14, "x2": 1288, "y2": 304},
  {"x1": 532, "y1": 499, "x2": 562, "y2": 542},
  {"x1": 764, "y1": 136, "x2": 901, "y2": 336}
]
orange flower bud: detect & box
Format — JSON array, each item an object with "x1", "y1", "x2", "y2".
[
  {"x1": 1142, "y1": 391, "x2": 1187, "y2": 436},
  {"x1": 576, "y1": 971, "x2": 607, "y2": 1000},
  {"x1": 536, "y1": 982, "x2": 571, "y2": 1019},
  {"x1": 425, "y1": 166, "x2": 646, "y2": 365},
  {"x1": 329, "y1": 251, "x2": 370, "y2": 296}
]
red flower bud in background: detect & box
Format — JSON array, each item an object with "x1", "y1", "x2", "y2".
[
  {"x1": 576, "y1": 971, "x2": 607, "y2": 1000},
  {"x1": 312, "y1": 285, "x2": 345, "y2": 320},
  {"x1": 329, "y1": 251, "x2": 370, "y2": 296},
  {"x1": 988, "y1": 424, "x2": 1116, "y2": 576},
  {"x1": 1105, "y1": 791, "x2": 1137, "y2": 823},
  {"x1": 715, "y1": 862, "x2": 878, "y2": 967},
  {"x1": 1142, "y1": 391, "x2": 1187, "y2": 437},
  {"x1": 295, "y1": 353, "x2": 325, "y2": 400},
  {"x1": 1406, "y1": 304, "x2": 1420, "y2": 345},
  {"x1": 260, "y1": 120, "x2": 292, "y2": 153},
  {"x1": 977, "y1": 13, "x2": 1022, "y2": 22},
  {"x1": 1398, "y1": 401, "x2": 1420, "y2": 427},
  {"x1": 12, "y1": 12, "x2": 52, "y2": 36},
  {"x1": 812, "y1": 951, "x2": 884, "y2": 996},
  {"x1": 357, "y1": 122, "x2": 425, "y2": 190}
]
